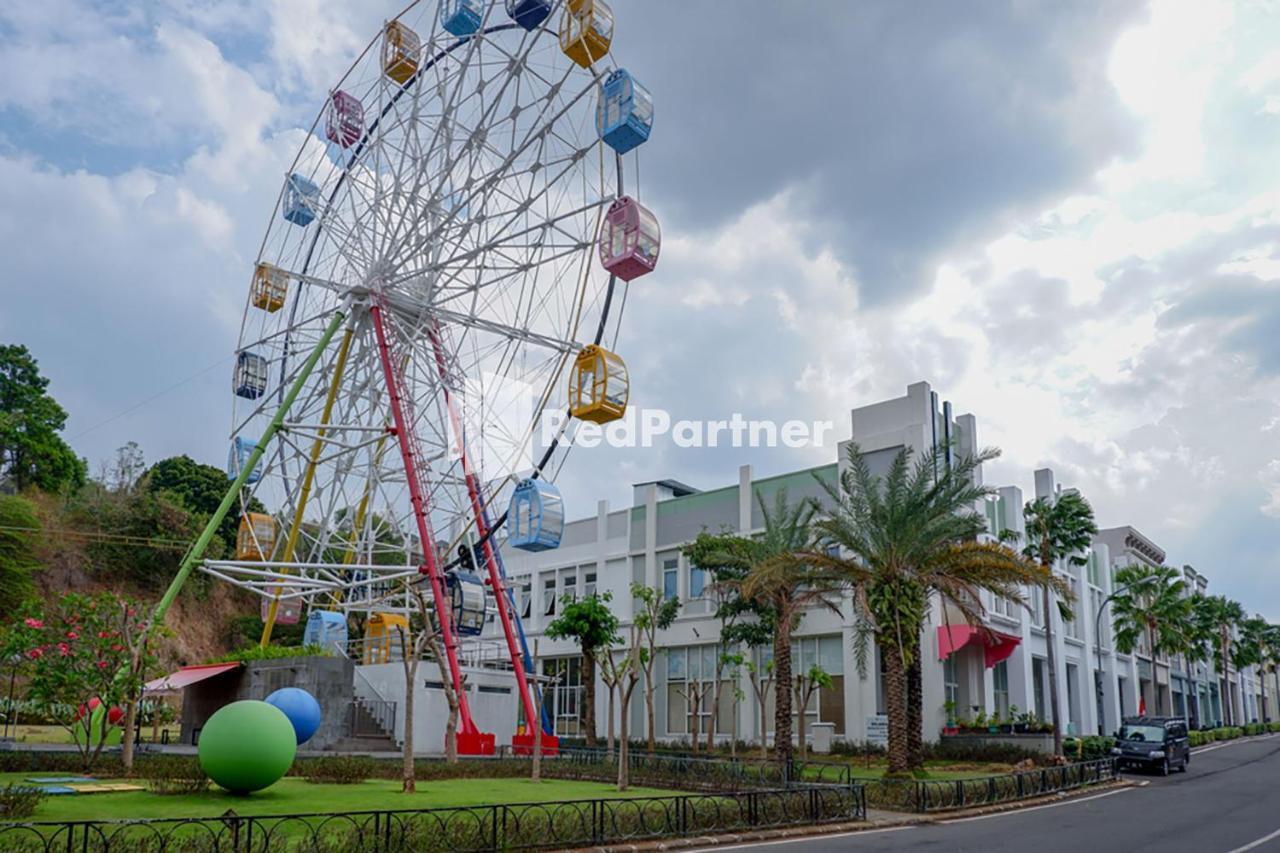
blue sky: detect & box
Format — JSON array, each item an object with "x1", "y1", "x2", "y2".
[{"x1": 2, "y1": 1, "x2": 1279, "y2": 616}]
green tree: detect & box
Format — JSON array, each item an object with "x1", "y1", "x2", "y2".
[
  {"x1": 631, "y1": 582, "x2": 679, "y2": 754},
  {"x1": 1022, "y1": 490, "x2": 1096, "y2": 757},
  {"x1": 1234, "y1": 615, "x2": 1274, "y2": 723},
  {"x1": 545, "y1": 592, "x2": 620, "y2": 748},
  {"x1": 4, "y1": 592, "x2": 163, "y2": 771},
  {"x1": 1111, "y1": 565, "x2": 1190, "y2": 716},
  {"x1": 0, "y1": 495, "x2": 40, "y2": 612},
  {"x1": 1193, "y1": 594, "x2": 1246, "y2": 726},
  {"x1": 147, "y1": 455, "x2": 264, "y2": 555},
  {"x1": 809, "y1": 444, "x2": 1062, "y2": 774},
  {"x1": 735, "y1": 490, "x2": 841, "y2": 771},
  {"x1": 0, "y1": 344, "x2": 86, "y2": 492}
]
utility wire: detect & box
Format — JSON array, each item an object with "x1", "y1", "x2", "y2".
[{"x1": 69, "y1": 355, "x2": 234, "y2": 441}]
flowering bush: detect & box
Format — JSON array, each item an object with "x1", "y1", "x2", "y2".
[{"x1": 2, "y1": 592, "x2": 162, "y2": 770}]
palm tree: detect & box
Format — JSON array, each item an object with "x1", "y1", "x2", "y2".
[
  {"x1": 1022, "y1": 490, "x2": 1096, "y2": 756},
  {"x1": 806, "y1": 443, "x2": 1062, "y2": 775},
  {"x1": 1180, "y1": 599, "x2": 1216, "y2": 729},
  {"x1": 1110, "y1": 565, "x2": 1190, "y2": 717},
  {"x1": 735, "y1": 490, "x2": 841, "y2": 771},
  {"x1": 1235, "y1": 616, "x2": 1273, "y2": 723},
  {"x1": 1194, "y1": 595, "x2": 1245, "y2": 726}
]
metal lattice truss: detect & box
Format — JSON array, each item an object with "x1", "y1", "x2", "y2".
[{"x1": 213, "y1": 0, "x2": 635, "y2": 615}]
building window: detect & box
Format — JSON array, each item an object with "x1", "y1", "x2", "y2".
[
  {"x1": 690, "y1": 563, "x2": 707, "y2": 599},
  {"x1": 543, "y1": 577, "x2": 557, "y2": 616},
  {"x1": 584, "y1": 571, "x2": 597, "y2": 599},
  {"x1": 1030, "y1": 589, "x2": 1045, "y2": 629},
  {"x1": 993, "y1": 660, "x2": 1009, "y2": 719},
  {"x1": 564, "y1": 573, "x2": 577, "y2": 602},
  {"x1": 1063, "y1": 577, "x2": 1080, "y2": 640},
  {"x1": 1087, "y1": 552, "x2": 1101, "y2": 587},
  {"x1": 761, "y1": 636, "x2": 845, "y2": 736},
  {"x1": 943, "y1": 656, "x2": 959, "y2": 709},
  {"x1": 1032, "y1": 657, "x2": 1047, "y2": 721},
  {"x1": 540, "y1": 656, "x2": 583, "y2": 736},
  {"x1": 1091, "y1": 588, "x2": 1107, "y2": 648},
  {"x1": 519, "y1": 579, "x2": 532, "y2": 619},
  {"x1": 663, "y1": 559, "x2": 678, "y2": 601}
]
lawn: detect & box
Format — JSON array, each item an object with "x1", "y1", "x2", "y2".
[
  {"x1": 1, "y1": 724, "x2": 180, "y2": 746},
  {"x1": 797, "y1": 757, "x2": 1015, "y2": 781},
  {"x1": 0, "y1": 773, "x2": 684, "y2": 822}
]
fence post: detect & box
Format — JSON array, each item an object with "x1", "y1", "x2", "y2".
[
  {"x1": 988, "y1": 776, "x2": 996, "y2": 804},
  {"x1": 492, "y1": 804, "x2": 500, "y2": 851},
  {"x1": 1017, "y1": 771, "x2": 1024, "y2": 799},
  {"x1": 955, "y1": 779, "x2": 964, "y2": 809}
]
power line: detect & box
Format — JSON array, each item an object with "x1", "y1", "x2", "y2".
[
  {"x1": 68, "y1": 355, "x2": 234, "y2": 442},
  {"x1": 0, "y1": 524, "x2": 195, "y2": 551}
]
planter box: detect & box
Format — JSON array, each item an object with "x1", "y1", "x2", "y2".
[{"x1": 940, "y1": 732, "x2": 1055, "y2": 754}]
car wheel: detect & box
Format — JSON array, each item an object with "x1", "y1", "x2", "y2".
[
  {"x1": 1180, "y1": 755, "x2": 1190, "y2": 772},
  {"x1": 1159, "y1": 758, "x2": 1170, "y2": 776}
]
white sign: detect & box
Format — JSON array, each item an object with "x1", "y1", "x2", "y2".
[{"x1": 866, "y1": 713, "x2": 888, "y2": 746}]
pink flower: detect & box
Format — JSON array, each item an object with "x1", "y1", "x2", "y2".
[
  {"x1": 110, "y1": 644, "x2": 123, "y2": 652},
  {"x1": 57, "y1": 643, "x2": 71, "y2": 657},
  {"x1": 26, "y1": 648, "x2": 44, "y2": 660},
  {"x1": 24, "y1": 618, "x2": 44, "y2": 629},
  {"x1": 98, "y1": 631, "x2": 110, "y2": 639},
  {"x1": 96, "y1": 660, "x2": 110, "y2": 670},
  {"x1": 66, "y1": 631, "x2": 78, "y2": 640}
]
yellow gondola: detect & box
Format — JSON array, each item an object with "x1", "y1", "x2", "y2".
[
  {"x1": 559, "y1": 0, "x2": 612, "y2": 69},
  {"x1": 251, "y1": 263, "x2": 288, "y2": 313},
  {"x1": 569, "y1": 345, "x2": 628, "y2": 424},
  {"x1": 236, "y1": 513, "x2": 277, "y2": 561},
  {"x1": 383, "y1": 20, "x2": 421, "y2": 84},
  {"x1": 364, "y1": 612, "x2": 409, "y2": 664}
]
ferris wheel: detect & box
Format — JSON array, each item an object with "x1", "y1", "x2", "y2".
[{"x1": 176, "y1": 0, "x2": 660, "y2": 754}]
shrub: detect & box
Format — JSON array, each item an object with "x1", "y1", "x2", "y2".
[
  {"x1": 1062, "y1": 736, "x2": 1115, "y2": 760},
  {"x1": 1268, "y1": 722, "x2": 1280, "y2": 733},
  {"x1": 1243, "y1": 723, "x2": 1265, "y2": 736},
  {"x1": 925, "y1": 739, "x2": 1045, "y2": 765},
  {"x1": 0, "y1": 783, "x2": 45, "y2": 819},
  {"x1": 138, "y1": 756, "x2": 209, "y2": 795},
  {"x1": 299, "y1": 756, "x2": 379, "y2": 784},
  {"x1": 208, "y1": 644, "x2": 329, "y2": 664},
  {"x1": 1189, "y1": 730, "x2": 1213, "y2": 747},
  {"x1": 1212, "y1": 726, "x2": 1243, "y2": 740}
]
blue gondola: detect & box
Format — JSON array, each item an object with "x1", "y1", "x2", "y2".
[
  {"x1": 228, "y1": 436, "x2": 264, "y2": 485},
  {"x1": 282, "y1": 173, "x2": 320, "y2": 226},
  {"x1": 597, "y1": 69, "x2": 653, "y2": 155},
  {"x1": 506, "y1": 0, "x2": 551, "y2": 30},
  {"x1": 234, "y1": 351, "x2": 269, "y2": 399},
  {"x1": 303, "y1": 610, "x2": 349, "y2": 651},
  {"x1": 446, "y1": 570, "x2": 487, "y2": 636},
  {"x1": 507, "y1": 479, "x2": 564, "y2": 552},
  {"x1": 442, "y1": 0, "x2": 483, "y2": 36}
]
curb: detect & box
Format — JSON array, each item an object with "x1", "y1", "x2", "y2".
[{"x1": 579, "y1": 779, "x2": 1136, "y2": 852}]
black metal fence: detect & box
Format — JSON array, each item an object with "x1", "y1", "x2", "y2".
[
  {"x1": 0, "y1": 786, "x2": 866, "y2": 852},
  {"x1": 550, "y1": 747, "x2": 858, "y2": 790},
  {"x1": 863, "y1": 757, "x2": 1118, "y2": 812}
]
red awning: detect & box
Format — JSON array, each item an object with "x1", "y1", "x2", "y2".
[
  {"x1": 144, "y1": 663, "x2": 241, "y2": 693},
  {"x1": 937, "y1": 625, "x2": 1021, "y2": 669}
]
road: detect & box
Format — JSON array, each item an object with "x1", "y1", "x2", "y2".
[{"x1": 701, "y1": 735, "x2": 1280, "y2": 853}]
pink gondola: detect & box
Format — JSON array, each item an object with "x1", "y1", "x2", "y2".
[
  {"x1": 599, "y1": 196, "x2": 660, "y2": 281},
  {"x1": 326, "y1": 90, "x2": 364, "y2": 148}
]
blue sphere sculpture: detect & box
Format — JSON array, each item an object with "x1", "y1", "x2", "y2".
[{"x1": 264, "y1": 687, "x2": 322, "y2": 745}]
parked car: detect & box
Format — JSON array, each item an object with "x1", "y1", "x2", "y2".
[{"x1": 1111, "y1": 716, "x2": 1191, "y2": 775}]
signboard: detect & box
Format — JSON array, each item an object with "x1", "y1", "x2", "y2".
[{"x1": 866, "y1": 713, "x2": 888, "y2": 746}]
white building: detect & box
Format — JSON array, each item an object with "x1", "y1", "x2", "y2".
[{"x1": 484, "y1": 381, "x2": 1269, "y2": 748}]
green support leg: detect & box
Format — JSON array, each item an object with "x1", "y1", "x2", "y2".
[{"x1": 150, "y1": 310, "x2": 347, "y2": 626}]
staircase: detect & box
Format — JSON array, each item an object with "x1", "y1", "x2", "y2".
[{"x1": 330, "y1": 697, "x2": 399, "y2": 753}]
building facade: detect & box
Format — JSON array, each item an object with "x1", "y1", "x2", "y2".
[{"x1": 488, "y1": 381, "x2": 1269, "y2": 748}]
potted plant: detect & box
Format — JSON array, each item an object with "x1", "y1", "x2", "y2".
[
  {"x1": 942, "y1": 699, "x2": 959, "y2": 736},
  {"x1": 999, "y1": 708, "x2": 1015, "y2": 734},
  {"x1": 1011, "y1": 707, "x2": 1028, "y2": 733}
]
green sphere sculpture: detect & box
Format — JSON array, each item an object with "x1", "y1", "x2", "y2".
[{"x1": 198, "y1": 700, "x2": 297, "y2": 793}]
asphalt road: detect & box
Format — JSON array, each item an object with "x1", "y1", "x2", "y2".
[{"x1": 699, "y1": 734, "x2": 1280, "y2": 853}]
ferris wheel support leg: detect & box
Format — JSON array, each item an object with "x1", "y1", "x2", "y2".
[
  {"x1": 369, "y1": 302, "x2": 485, "y2": 748},
  {"x1": 149, "y1": 310, "x2": 348, "y2": 629},
  {"x1": 425, "y1": 328, "x2": 545, "y2": 751},
  {"x1": 261, "y1": 327, "x2": 355, "y2": 647}
]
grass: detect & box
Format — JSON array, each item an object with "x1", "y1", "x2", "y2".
[
  {"x1": 0, "y1": 725, "x2": 180, "y2": 746},
  {"x1": 797, "y1": 757, "x2": 1015, "y2": 781},
  {"x1": 0, "y1": 773, "x2": 684, "y2": 822}
]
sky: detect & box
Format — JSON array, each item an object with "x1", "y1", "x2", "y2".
[{"x1": 1, "y1": 1, "x2": 1279, "y2": 616}]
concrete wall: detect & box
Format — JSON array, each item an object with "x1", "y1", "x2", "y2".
[
  {"x1": 180, "y1": 656, "x2": 354, "y2": 750},
  {"x1": 356, "y1": 662, "x2": 520, "y2": 752}
]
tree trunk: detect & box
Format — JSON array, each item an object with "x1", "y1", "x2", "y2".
[
  {"x1": 882, "y1": 644, "x2": 910, "y2": 775},
  {"x1": 708, "y1": 661, "x2": 720, "y2": 755},
  {"x1": 1042, "y1": 581, "x2": 1064, "y2": 756},
  {"x1": 618, "y1": 693, "x2": 631, "y2": 791},
  {"x1": 1148, "y1": 624, "x2": 1162, "y2": 716},
  {"x1": 907, "y1": 654, "x2": 923, "y2": 771},
  {"x1": 796, "y1": 681, "x2": 807, "y2": 760},
  {"x1": 1221, "y1": 632, "x2": 1232, "y2": 727},
  {"x1": 402, "y1": 655, "x2": 419, "y2": 792},
  {"x1": 606, "y1": 681, "x2": 616, "y2": 760},
  {"x1": 773, "y1": 619, "x2": 794, "y2": 771},
  {"x1": 120, "y1": 698, "x2": 139, "y2": 775},
  {"x1": 759, "y1": 686, "x2": 769, "y2": 760},
  {"x1": 645, "y1": 669, "x2": 656, "y2": 755},
  {"x1": 583, "y1": 653, "x2": 597, "y2": 748}
]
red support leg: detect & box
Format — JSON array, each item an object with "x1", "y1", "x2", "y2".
[{"x1": 370, "y1": 303, "x2": 491, "y2": 752}]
